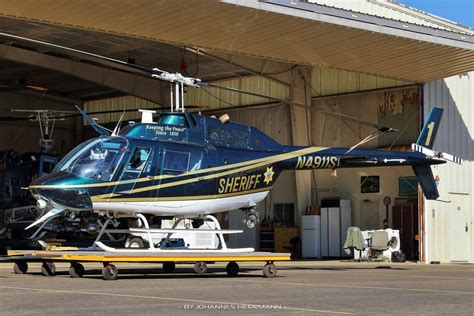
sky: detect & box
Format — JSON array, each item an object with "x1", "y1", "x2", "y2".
[{"x1": 398, "y1": 0, "x2": 474, "y2": 28}]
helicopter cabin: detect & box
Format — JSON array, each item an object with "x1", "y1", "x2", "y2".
[{"x1": 122, "y1": 112, "x2": 283, "y2": 152}]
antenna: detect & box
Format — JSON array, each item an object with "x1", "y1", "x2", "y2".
[
  {"x1": 111, "y1": 110, "x2": 126, "y2": 136},
  {"x1": 138, "y1": 109, "x2": 156, "y2": 123}
]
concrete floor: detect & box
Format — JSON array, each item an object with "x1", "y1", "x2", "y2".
[{"x1": 0, "y1": 261, "x2": 472, "y2": 315}]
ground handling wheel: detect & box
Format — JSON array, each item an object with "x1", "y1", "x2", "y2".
[
  {"x1": 263, "y1": 262, "x2": 277, "y2": 278},
  {"x1": 69, "y1": 262, "x2": 85, "y2": 278},
  {"x1": 127, "y1": 237, "x2": 144, "y2": 248},
  {"x1": 102, "y1": 263, "x2": 118, "y2": 281},
  {"x1": 13, "y1": 261, "x2": 28, "y2": 274},
  {"x1": 226, "y1": 261, "x2": 239, "y2": 277},
  {"x1": 193, "y1": 261, "x2": 208, "y2": 275},
  {"x1": 41, "y1": 262, "x2": 56, "y2": 276},
  {"x1": 163, "y1": 262, "x2": 176, "y2": 273}
]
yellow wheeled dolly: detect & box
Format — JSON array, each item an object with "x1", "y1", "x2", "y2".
[{"x1": 3, "y1": 249, "x2": 290, "y2": 280}]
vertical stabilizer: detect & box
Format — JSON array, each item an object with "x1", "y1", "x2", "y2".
[
  {"x1": 412, "y1": 165, "x2": 439, "y2": 200},
  {"x1": 416, "y1": 107, "x2": 443, "y2": 149}
]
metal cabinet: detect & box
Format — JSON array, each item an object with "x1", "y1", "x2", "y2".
[{"x1": 321, "y1": 199, "x2": 351, "y2": 258}]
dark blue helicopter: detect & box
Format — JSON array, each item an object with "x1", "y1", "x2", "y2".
[{"x1": 27, "y1": 104, "x2": 460, "y2": 233}]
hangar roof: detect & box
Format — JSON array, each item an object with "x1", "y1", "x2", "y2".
[
  {"x1": 309, "y1": 0, "x2": 473, "y2": 34},
  {"x1": 0, "y1": 16, "x2": 251, "y2": 102},
  {"x1": 0, "y1": 0, "x2": 472, "y2": 84}
]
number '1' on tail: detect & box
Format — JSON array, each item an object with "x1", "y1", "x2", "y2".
[{"x1": 416, "y1": 107, "x2": 443, "y2": 149}]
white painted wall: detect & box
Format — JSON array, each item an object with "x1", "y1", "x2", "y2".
[
  {"x1": 424, "y1": 72, "x2": 473, "y2": 263},
  {"x1": 314, "y1": 166, "x2": 414, "y2": 230}
]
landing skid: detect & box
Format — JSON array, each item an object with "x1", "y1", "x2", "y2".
[
  {"x1": 94, "y1": 241, "x2": 254, "y2": 253},
  {"x1": 38, "y1": 214, "x2": 255, "y2": 253}
]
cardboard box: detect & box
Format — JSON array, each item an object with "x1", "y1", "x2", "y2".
[{"x1": 274, "y1": 226, "x2": 300, "y2": 253}]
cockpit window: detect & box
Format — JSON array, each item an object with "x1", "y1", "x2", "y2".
[
  {"x1": 57, "y1": 138, "x2": 128, "y2": 181},
  {"x1": 162, "y1": 150, "x2": 190, "y2": 174},
  {"x1": 126, "y1": 147, "x2": 152, "y2": 172},
  {"x1": 157, "y1": 115, "x2": 188, "y2": 126}
]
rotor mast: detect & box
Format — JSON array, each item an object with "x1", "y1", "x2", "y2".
[{"x1": 151, "y1": 68, "x2": 201, "y2": 113}]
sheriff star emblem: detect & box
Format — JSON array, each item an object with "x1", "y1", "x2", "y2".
[{"x1": 263, "y1": 166, "x2": 275, "y2": 185}]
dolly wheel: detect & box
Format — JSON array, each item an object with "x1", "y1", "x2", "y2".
[
  {"x1": 226, "y1": 261, "x2": 239, "y2": 277},
  {"x1": 69, "y1": 263, "x2": 85, "y2": 278},
  {"x1": 41, "y1": 262, "x2": 56, "y2": 276},
  {"x1": 102, "y1": 264, "x2": 118, "y2": 280},
  {"x1": 13, "y1": 261, "x2": 28, "y2": 274},
  {"x1": 163, "y1": 262, "x2": 176, "y2": 273},
  {"x1": 263, "y1": 263, "x2": 277, "y2": 278},
  {"x1": 193, "y1": 261, "x2": 208, "y2": 275}
]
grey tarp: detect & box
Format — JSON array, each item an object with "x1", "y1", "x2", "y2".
[{"x1": 343, "y1": 226, "x2": 365, "y2": 254}]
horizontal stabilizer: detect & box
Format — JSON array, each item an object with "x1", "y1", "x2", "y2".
[
  {"x1": 412, "y1": 165, "x2": 439, "y2": 200},
  {"x1": 412, "y1": 144, "x2": 463, "y2": 165}
]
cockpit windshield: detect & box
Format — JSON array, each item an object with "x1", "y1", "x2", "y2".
[{"x1": 56, "y1": 138, "x2": 128, "y2": 181}]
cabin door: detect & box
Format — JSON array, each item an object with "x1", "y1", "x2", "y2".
[{"x1": 112, "y1": 145, "x2": 154, "y2": 199}]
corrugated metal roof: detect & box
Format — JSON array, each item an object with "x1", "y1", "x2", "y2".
[
  {"x1": 0, "y1": 0, "x2": 472, "y2": 83},
  {"x1": 309, "y1": 0, "x2": 473, "y2": 34}
]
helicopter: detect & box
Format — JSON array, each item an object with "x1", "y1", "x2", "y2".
[
  {"x1": 25, "y1": 103, "x2": 460, "y2": 237},
  {"x1": 0, "y1": 32, "x2": 462, "y2": 252}
]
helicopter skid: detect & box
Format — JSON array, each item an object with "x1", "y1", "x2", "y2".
[
  {"x1": 81, "y1": 213, "x2": 253, "y2": 253},
  {"x1": 94, "y1": 241, "x2": 254, "y2": 253}
]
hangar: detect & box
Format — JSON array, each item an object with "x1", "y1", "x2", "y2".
[{"x1": 0, "y1": 0, "x2": 472, "y2": 263}]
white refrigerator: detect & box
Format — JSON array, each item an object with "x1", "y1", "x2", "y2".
[{"x1": 302, "y1": 215, "x2": 321, "y2": 258}]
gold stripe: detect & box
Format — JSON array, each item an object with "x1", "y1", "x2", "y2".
[
  {"x1": 28, "y1": 151, "x2": 273, "y2": 189},
  {"x1": 120, "y1": 146, "x2": 324, "y2": 196},
  {"x1": 29, "y1": 174, "x2": 174, "y2": 189},
  {"x1": 92, "y1": 192, "x2": 122, "y2": 200},
  {"x1": 29, "y1": 146, "x2": 325, "y2": 190},
  {"x1": 91, "y1": 186, "x2": 272, "y2": 202}
]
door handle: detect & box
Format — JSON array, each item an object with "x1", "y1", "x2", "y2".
[{"x1": 465, "y1": 224, "x2": 469, "y2": 232}]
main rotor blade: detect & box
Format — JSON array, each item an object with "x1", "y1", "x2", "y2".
[
  {"x1": 0, "y1": 116, "x2": 33, "y2": 121},
  {"x1": 203, "y1": 85, "x2": 396, "y2": 132},
  {"x1": 12, "y1": 109, "x2": 77, "y2": 114},
  {"x1": 312, "y1": 108, "x2": 398, "y2": 133},
  {"x1": 0, "y1": 32, "x2": 152, "y2": 76},
  {"x1": 203, "y1": 83, "x2": 305, "y2": 106}
]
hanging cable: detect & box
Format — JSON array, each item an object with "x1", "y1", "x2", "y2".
[
  {"x1": 260, "y1": 64, "x2": 298, "y2": 76},
  {"x1": 181, "y1": 47, "x2": 199, "y2": 77},
  {"x1": 202, "y1": 87, "x2": 284, "y2": 111},
  {"x1": 201, "y1": 87, "x2": 236, "y2": 107}
]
